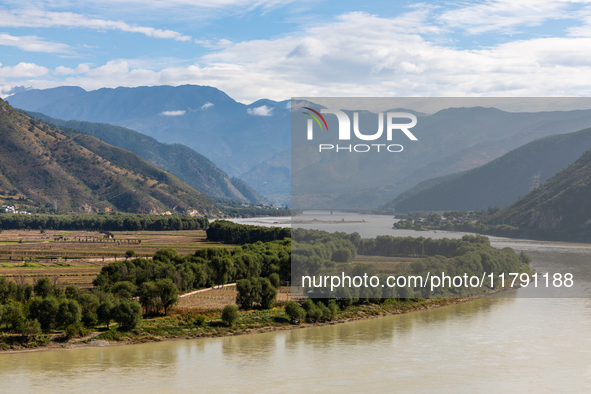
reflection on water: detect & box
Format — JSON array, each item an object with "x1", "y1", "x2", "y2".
[{"x1": 2, "y1": 213, "x2": 591, "y2": 392}]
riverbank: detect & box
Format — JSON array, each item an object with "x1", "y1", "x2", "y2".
[{"x1": 0, "y1": 296, "x2": 488, "y2": 354}]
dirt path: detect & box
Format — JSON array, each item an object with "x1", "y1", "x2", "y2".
[{"x1": 179, "y1": 283, "x2": 236, "y2": 298}]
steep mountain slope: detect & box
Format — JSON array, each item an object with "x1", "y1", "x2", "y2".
[
  {"x1": 24, "y1": 111, "x2": 265, "y2": 204},
  {"x1": 0, "y1": 99, "x2": 215, "y2": 215},
  {"x1": 488, "y1": 147, "x2": 591, "y2": 238},
  {"x1": 384, "y1": 127, "x2": 591, "y2": 212},
  {"x1": 238, "y1": 149, "x2": 290, "y2": 205}
]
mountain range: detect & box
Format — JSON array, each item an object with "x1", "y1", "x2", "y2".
[
  {"x1": 385, "y1": 127, "x2": 591, "y2": 212},
  {"x1": 9, "y1": 87, "x2": 591, "y2": 209},
  {"x1": 292, "y1": 105, "x2": 591, "y2": 209}
]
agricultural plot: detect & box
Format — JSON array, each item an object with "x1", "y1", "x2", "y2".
[{"x1": 0, "y1": 229, "x2": 230, "y2": 288}]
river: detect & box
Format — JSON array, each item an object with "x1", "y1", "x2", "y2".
[{"x1": 1, "y1": 212, "x2": 590, "y2": 392}]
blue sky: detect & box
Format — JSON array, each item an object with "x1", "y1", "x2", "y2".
[{"x1": 2, "y1": 0, "x2": 591, "y2": 102}]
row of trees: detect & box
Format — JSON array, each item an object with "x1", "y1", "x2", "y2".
[
  {"x1": 0, "y1": 212, "x2": 208, "y2": 231},
  {"x1": 0, "y1": 277, "x2": 143, "y2": 340},
  {"x1": 284, "y1": 299, "x2": 340, "y2": 324},
  {"x1": 206, "y1": 220, "x2": 291, "y2": 244},
  {"x1": 291, "y1": 231, "x2": 531, "y2": 298},
  {"x1": 94, "y1": 241, "x2": 291, "y2": 296}
]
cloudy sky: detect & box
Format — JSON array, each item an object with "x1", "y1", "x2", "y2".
[{"x1": 2, "y1": 0, "x2": 591, "y2": 102}]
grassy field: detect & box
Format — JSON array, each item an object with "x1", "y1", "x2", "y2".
[{"x1": 0, "y1": 229, "x2": 232, "y2": 288}]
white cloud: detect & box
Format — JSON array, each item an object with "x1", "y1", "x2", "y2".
[
  {"x1": 0, "y1": 33, "x2": 71, "y2": 53},
  {"x1": 247, "y1": 105, "x2": 273, "y2": 116},
  {"x1": 0, "y1": 62, "x2": 49, "y2": 78},
  {"x1": 161, "y1": 110, "x2": 186, "y2": 116},
  {"x1": 7, "y1": 10, "x2": 591, "y2": 101},
  {"x1": 4, "y1": 0, "x2": 297, "y2": 15},
  {"x1": 0, "y1": 9, "x2": 192, "y2": 41},
  {"x1": 201, "y1": 102, "x2": 214, "y2": 109},
  {"x1": 54, "y1": 64, "x2": 90, "y2": 75},
  {"x1": 195, "y1": 38, "x2": 234, "y2": 49},
  {"x1": 437, "y1": 0, "x2": 584, "y2": 34}
]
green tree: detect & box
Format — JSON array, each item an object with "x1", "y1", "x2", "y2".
[
  {"x1": 112, "y1": 299, "x2": 142, "y2": 331},
  {"x1": 138, "y1": 282, "x2": 158, "y2": 315},
  {"x1": 156, "y1": 279, "x2": 178, "y2": 315},
  {"x1": 258, "y1": 277, "x2": 277, "y2": 310},
  {"x1": 221, "y1": 304, "x2": 238, "y2": 326},
  {"x1": 236, "y1": 279, "x2": 255, "y2": 310},
  {"x1": 22, "y1": 284, "x2": 33, "y2": 302},
  {"x1": 56, "y1": 299, "x2": 82, "y2": 328},
  {"x1": 20, "y1": 319, "x2": 42, "y2": 340},
  {"x1": 301, "y1": 299, "x2": 317, "y2": 321},
  {"x1": 3, "y1": 302, "x2": 25, "y2": 331},
  {"x1": 268, "y1": 273, "x2": 280, "y2": 289},
  {"x1": 0, "y1": 277, "x2": 10, "y2": 303},
  {"x1": 332, "y1": 248, "x2": 352, "y2": 262},
  {"x1": 30, "y1": 297, "x2": 60, "y2": 331},
  {"x1": 211, "y1": 256, "x2": 233, "y2": 288},
  {"x1": 65, "y1": 285, "x2": 81, "y2": 299},
  {"x1": 82, "y1": 311, "x2": 98, "y2": 328},
  {"x1": 519, "y1": 251, "x2": 532, "y2": 265},
  {"x1": 78, "y1": 293, "x2": 100, "y2": 313},
  {"x1": 284, "y1": 301, "x2": 306, "y2": 324},
  {"x1": 33, "y1": 278, "x2": 53, "y2": 298},
  {"x1": 397, "y1": 285, "x2": 412, "y2": 299},
  {"x1": 112, "y1": 281, "x2": 136, "y2": 299},
  {"x1": 125, "y1": 250, "x2": 135, "y2": 259},
  {"x1": 97, "y1": 299, "x2": 114, "y2": 328}
]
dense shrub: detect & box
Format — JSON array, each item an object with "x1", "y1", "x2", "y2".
[
  {"x1": 65, "y1": 323, "x2": 84, "y2": 339},
  {"x1": 56, "y1": 299, "x2": 81, "y2": 328},
  {"x1": 20, "y1": 319, "x2": 42, "y2": 340},
  {"x1": 194, "y1": 315, "x2": 206, "y2": 326},
  {"x1": 112, "y1": 281, "x2": 136, "y2": 299},
  {"x1": 29, "y1": 297, "x2": 59, "y2": 331},
  {"x1": 112, "y1": 299, "x2": 142, "y2": 331},
  {"x1": 284, "y1": 301, "x2": 306, "y2": 324},
  {"x1": 235, "y1": 277, "x2": 277, "y2": 310},
  {"x1": 221, "y1": 305, "x2": 238, "y2": 326}
]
